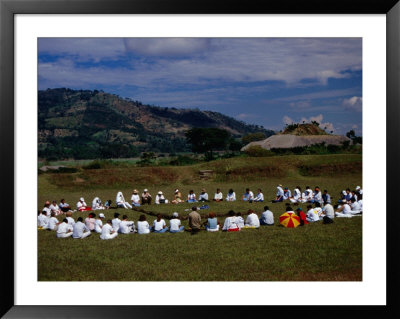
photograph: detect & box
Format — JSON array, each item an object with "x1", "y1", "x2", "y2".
[{"x1": 37, "y1": 37, "x2": 363, "y2": 281}]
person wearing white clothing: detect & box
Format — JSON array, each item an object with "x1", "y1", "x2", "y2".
[
  {"x1": 56, "y1": 219, "x2": 73, "y2": 238},
  {"x1": 76, "y1": 197, "x2": 89, "y2": 211},
  {"x1": 254, "y1": 189, "x2": 264, "y2": 202},
  {"x1": 42, "y1": 201, "x2": 52, "y2": 217},
  {"x1": 335, "y1": 203, "x2": 360, "y2": 218},
  {"x1": 350, "y1": 199, "x2": 362, "y2": 214},
  {"x1": 187, "y1": 190, "x2": 197, "y2": 203},
  {"x1": 91, "y1": 197, "x2": 105, "y2": 210},
  {"x1": 72, "y1": 217, "x2": 91, "y2": 239},
  {"x1": 242, "y1": 188, "x2": 254, "y2": 202},
  {"x1": 137, "y1": 215, "x2": 150, "y2": 234},
  {"x1": 226, "y1": 189, "x2": 236, "y2": 201},
  {"x1": 49, "y1": 200, "x2": 62, "y2": 215},
  {"x1": 119, "y1": 215, "x2": 135, "y2": 234},
  {"x1": 321, "y1": 203, "x2": 335, "y2": 219},
  {"x1": 151, "y1": 214, "x2": 169, "y2": 233},
  {"x1": 244, "y1": 210, "x2": 260, "y2": 228},
  {"x1": 213, "y1": 188, "x2": 223, "y2": 202},
  {"x1": 306, "y1": 205, "x2": 320, "y2": 222},
  {"x1": 47, "y1": 212, "x2": 60, "y2": 230},
  {"x1": 95, "y1": 213, "x2": 105, "y2": 233},
  {"x1": 283, "y1": 188, "x2": 291, "y2": 200},
  {"x1": 312, "y1": 187, "x2": 322, "y2": 204},
  {"x1": 131, "y1": 190, "x2": 141, "y2": 207},
  {"x1": 112, "y1": 213, "x2": 122, "y2": 232},
  {"x1": 260, "y1": 206, "x2": 274, "y2": 226},
  {"x1": 236, "y1": 213, "x2": 245, "y2": 228},
  {"x1": 169, "y1": 212, "x2": 185, "y2": 233},
  {"x1": 38, "y1": 211, "x2": 49, "y2": 228},
  {"x1": 198, "y1": 189, "x2": 209, "y2": 202},
  {"x1": 155, "y1": 191, "x2": 168, "y2": 204},
  {"x1": 65, "y1": 212, "x2": 75, "y2": 226},
  {"x1": 272, "y1": 185, "x2": 284, "y2": 203},
  {"x1": 290, "y1": 187, "x2": 302, "y2": 204},
  {"x1": 116, "y1": 191, "x2": 132, "y2": 209},
  {"x1": 222, "y1": 210, "x2": 240, "y2": 231},
  {"x1": 100, "y1": 220, "x2": 118, "y2": 240}
]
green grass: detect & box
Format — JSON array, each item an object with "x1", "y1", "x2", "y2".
[{"x1": 38, "y1": 155, "x2": 362, "y2": 281}]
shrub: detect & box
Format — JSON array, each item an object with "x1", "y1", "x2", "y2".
[{"x1": 244, "y1": 146, "x2": 275, "y2": 157}]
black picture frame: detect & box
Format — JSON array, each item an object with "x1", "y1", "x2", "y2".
[{"x1": 1, "y1": 0, "x2": 399, "y2": 317}]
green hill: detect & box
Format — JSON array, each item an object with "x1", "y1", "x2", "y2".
[{"x1": 38, "y1": 88, "x2": 274, "y2": 160}]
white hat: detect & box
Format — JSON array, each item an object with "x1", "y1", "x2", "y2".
[
  {"x1": 133, "y1": 189, "x2": 138, "y2": 193},
  {"x1": 158, "y1": 191, "x2": 163, "y2": 195},
  {"x1": 342, "y1": 190, "x2": 346, "y2": 195},
  {"x1": 99, "y1": 213, "x2": 105, "y2": 218},
  {"x1": 355, "y1": 186, "x2": 361, "y2": 191},
  {"x1": 172, "y1": 212, "x2": 179, "y2": 217},
  {"x1": 80, "y1": 197, "x2": 84, "y2": 201},
  {"x1": 144, "y1": 189, "x2": 148, "y2": 192},
  {"x1": 175, "y1": 189, "x2": 179, "y2": 193}
]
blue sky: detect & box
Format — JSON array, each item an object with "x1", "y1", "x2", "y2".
[{"x1": 38, "y1": 38, "x2": 362, "y2": 135}]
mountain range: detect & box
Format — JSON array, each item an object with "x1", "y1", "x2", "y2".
[{"x1": 38, "y1": 88, "x2": 274, "y2": 160}]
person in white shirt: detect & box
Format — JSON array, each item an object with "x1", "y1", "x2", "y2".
[
  {"x1": 242, "y1": 188, "x2": 254, "y2": 202},
  {"x1": 42, "y1": 201, "x2": 52, "y2": 217},
  {"x1": 213, "y1": 188, "x2": 223, "y2": 202},
  {"x1": 112, "y1": 212, "x2": 122, "y2": 232},
  {"x1": 49, "y1": 200, "x2": 62, "y2": 216},
  {"x1": 72, "y1": 217, "x2": 91, "y2": 239},
  {"x1": 304, "y1": 187, "x2": 314, "y2": 203},
  {"x1": 59, "y1": 199, "x2": 72, "y2": 213},
  {"x1": 169, "y1": 212, "x2": 184, "y2": 233},
  {"x1": 116, "y1": 191, "x2": 132, "y2": 209},
  {"x1": 187, "y1": 190, "x2": 197, "y2": 203},
  {"x1": 283, "y1": 188, "x2": 292, "y2": 200},
  {"x1": 131, "y1": 189, "x2": 141, "y2": 207},
  {"x1": 306, "y1": 205, "x2": 320, "y2": 222},
  {"x1": 254, "y1": 189, "x2": 264, "y2": 202},
  {"x1": 290, "y1": 186, "x2": 302, "y2": 204},
  {"x1": 236, "y1": 212, "x2": 245, "y2": 229},
  {"x1": 76, "y1": 197, "x2": 90, "y2": 211},
  {"x1": 65, "y1": 212, "x2": 75, "y2": 226},
  {"x1": 350, "y1": 198, "x2": 361, "y2": 214},
  {"x1": 272, "y1": 185, "x2": 284, "y2": 203},
  {"x1": 312, "y1": 187, "x2": 322, "y2": 204},
  {"x1": 100, "y1": 220, "x2": 118, "y2": 240},
  {"x1": 91, "y1": 197, "x2": 105, "y2": 210},
  {"x1": 95, "y1": 213, "x2": 105, "y2": 233},
  {"x1": 226, "y1": 189, "x2": 236, "y2": 201},
  {"x1": 222, "y1": 210, "x2": 240, "y2": 232},
  {"x1": 243, "y1": 209, "x2": 260, "y2": 228},
  {"x1": 141, "y1": 189, "x2": 152, "y2": 205},
  {"x1": 335, "y1": 200, "x2": 362, "y2": 217},
  {"x1": 56, "y1": 219, "x2": 73, "y2": 238},
  {"x1": 355, "y1": 185, "x2": 363, "y2": 195},
  {"x1": 47, "y1": 212, "x2": 60, "y2": 230},
  {"x1": 38, "y1": 211, "x2": 49, "y2": 229},
  {"x1": 357, "y1": 194, "x2": 363, "y2": 211},
  {"x1": 321, "y1": 203, "x2": 335, "y2": 219},
  {"x1": 155, "y1": 191, "x2": 168, "y2": 204},
  {"x1": 260, "y1": 206, "x2": 274, "y2": 226},
  {"x1": 119, "y1": 215, "x2": 135, "y2": 234},
  {"x1": 151, "y1": 214, "x2": 169, "y2": 233},
  {"x1": 137, "y1": 215, "x2": 150, "y2": 234},
  {"x1": 314, "y1": 202, "x2": 323, "y2": 217},
  {"x1": 198, "y1": 189, "x2": 209, "y2": 202}
]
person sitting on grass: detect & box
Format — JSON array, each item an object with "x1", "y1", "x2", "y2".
[
  {"x1": 236, "y1": 212, "x2": 245, "y2": 228},
  {"x1": 243, "y1": 209, "x2": 260, "y2": 228},
  {"x1": 42, "y1": 201, "x2": 52, "y2": 217},
  {"x1": 188, "y1": 206, "x2": 202, "y2": 234},
  {"x1": 322, "y1": 190, "x2": 331, "y2": 205},
  {"x1": 119, "y1": 215, "x2": 135, "y2": 234},
  {"x1": 171, "y1": 189, "x2": 183, "y2": 204},
  {"x1": 272, "y1": 185, "x2": 284, "y2": 203},
  {"x1": 222, "y1": 210, "x2": 240, "y2": 232},
  {"x1": 38, "y1": 210, "x2": 49, "y2": 229},
  {"x1": 116, "y1": 191, "x2": 132, "y2": 209},
  {"x1": 155, "y1": 191, "x2": 168, "y2": 204},
  {"x1": 47, "y1": 211, "x2": 60, "y2": 231},
  {"x1": 314, "y1": 202, "x2": 323, "y2": 218},
  {"x1": 59, "y1": 199, "x2": 72, "y2": 213},
  {"x1": 242, "y1": 188, "x2": 254, "y2": 202},
  {"x1": 72, "y1": 217, "x2": 91, "y2": 239},
  {"x1": 198, "y1": 189, "x2": 209, "y2": 202},
  {"x1": 169, "y1": 212, "x2": 185, "y2": 233},
  {"x1": 321, "y1": 202, "x2": 335, "y2": 219},
  {"x1": 254, "y1": 189, "x2": 264, "y2": 202},
  {"x1": 213, "y1": 188, "x2": 223, "y2": 202},
  {"x1": 137, "y1": 215, "x2": 150, "y2": 234},
  {"x1": 312, "y1": 187, "x2": 323, "y2": 204},
  {"x1": 85, "y1": 212, "x2": 96, "y2": 231},
  {"x1": 131, "y1": 189, "x2": 141, "y2": 207},
  {"x1": 151, "y1": 214, "x2": 169, "y2": 233},
  {"x1": 260, "y1": 206, "x2": 274, "y2": 226},
  {"x1": 112, "y1": 212, "x2": 122, "y2": 232},
  {"x1": 49, "y1": 200, "x2": 62, "y2": 216},
  {"x1": 203, "y1": 212, "x2": 220, "y2": 232},
  {"x1": 304, "y1": 187, "x2": 314, "y2": 203},
  {"x1": 77, "y1": 197, "x2": 91, "y2": 212},
  {"x1": 296, "y1": 207, "x2": 309, "y2": 226},
  {"x1": 283, "y1": 187, "x2": 291, "y2": 200},
  {"x1": 91, "y1": 197, "x2": 105, "y2": 210},
  {"x1": 65, "y1": 211, "x2": 75, "y2": 226},
  {"x1": 56, "y1": 219, "x2": 73, "y2": 238},
  {"x1": 100, "y1": 220, "x2": 118, "y2": 240},
  {"x1": 357, "y1": 194, "x2": 363, "y2": 211},
  {"x1": 141, "y1": 189, "x2": 152, "y2": 205},
  {"x1": 290, "y1": 186, "x2": 302, "y2": 204},
  {"x1": 226, "y1": 188, "x2": 236, "y2": 201},
  {"x1": 350, "y1": 198, "x2": 362, "y2": 214},
  {"x1": 104, "y1": 199, "x2": 112, "y2": 209},
  {"x1": 306, "y1": 204, "x2": 320, "y2": 223},
  {"x1": 95, "y1": 213, "x2": 105, "y2": 233},
  {"x1": 187, "y1": 190, "x2": 197, "y2": 203}
]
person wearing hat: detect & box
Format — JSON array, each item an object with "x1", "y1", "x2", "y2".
[
  {"x1": 355, "y1": 185, "x2": 363, "y2": 195},
  {"x1": 72, "y1": 217, "x2": 91, "y2": 239},
  {"x1": 243, "y1": 209, "x2": 260, "y2": 228},
  {"x1": 312, "y1": 187, "x2": 322, "y2": 204},
  {"x1": 198, "y1": 189, "x2": 209, "y2": 202},
  {"x1": 95, "y1": 213, "x2": 105, "y2": 233},
  {"x1": 155, "y1": 191, "x2": 168, "y2": 204},
  {"x1": 100, "y1": 219, "x2": 118, "y2": 240},
  {"x1": 77, "y1": 197, "x2": 91, "y2": 212},
  {"x1": 272, "y1": 185, "x2": 284, "y2": 203},
  {"x1": 112, "y1": 212, "x2": 122, "y2": 232},
  {"x1": 260, "y1": 206, "x2": 274, "y2": 226},
  {"x1": 131, "y1": 189, "x2": 141, "y2": 207},
  {"x1": 91, "y1": 197, "x2": 105, "y2": 210},
  {"x1": 116, "y1": 191, "x2": 132, "y2": 209},
  {"x1": 172, "y1": 189, "x2": 182, "y2": 204},
  {"x1": 213, "y1": 188, "x2": 223, "y2": 202},
  {"x1": 169, "y1": 212, "x2": 184, "y2": 233},
  {"x1": 56, "y1": 219, "x2": 73, "y2": 238},
  {"x1": 283, "y1": 187, "x2": 292, "y2": 201},
  {"x1": 141, "y1": 189, "x2": 152, "y2": 205},
  {"x1": 119, "y1": 215, "x2": 136, "y2": 234},
  {"x1": 42, "y1": 201, "x2": 52, "y2": 217}
]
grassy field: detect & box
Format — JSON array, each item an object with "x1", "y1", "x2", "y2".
[{"x1": 38, "y1": 154, "x2": 362, "y2": 281}]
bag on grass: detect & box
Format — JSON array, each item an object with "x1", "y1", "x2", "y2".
[{"x1": 323, "y1": 216, "x2": 334, "y2": 224}]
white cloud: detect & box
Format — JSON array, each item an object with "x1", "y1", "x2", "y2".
[
  {"x1": 283, "y1": 115, "x2": 294, "y2": 125},
  {"x1": 342, "y1": 96, "x2": 362, "y2": 112},
  {"x1": 289, "y1": 100, "x2": 311, "y2": 109}
]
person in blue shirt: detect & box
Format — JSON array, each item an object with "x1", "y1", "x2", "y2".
[
  {"x1": 322, "y1": 190, "x2": 331, "y2": 205},
  {"x1": 204, "y1": 212, "x2": 220, "y2": 232}
]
